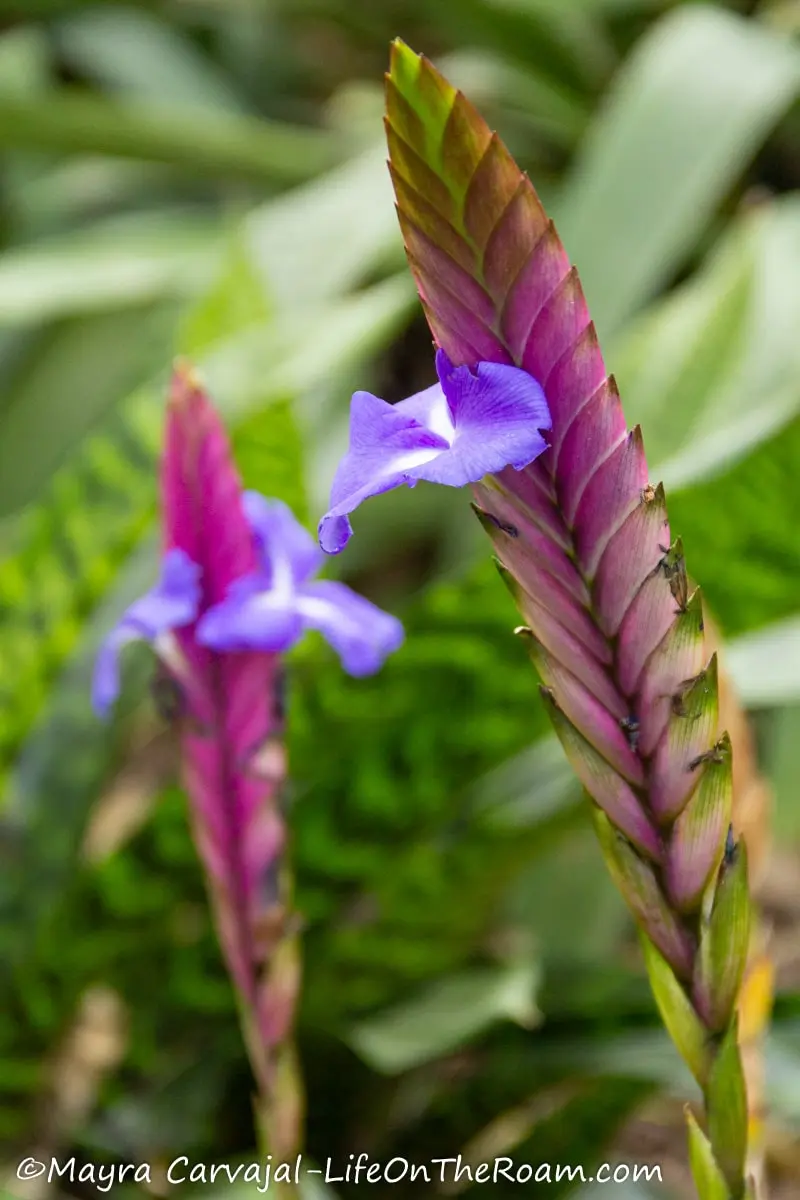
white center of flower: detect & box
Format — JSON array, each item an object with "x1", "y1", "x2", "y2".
[
  {"x1": 296, "y1": 593, "x2": 356, "y2": 634},
  {"x1": 268, "y1": 546, "x2": 295, "y2": 603},
  {"x1": 425, "y1": 387, "x2": 456, "y2": 442},
  {"x1": 387, "y1": 386, "x2": 455, "y2": 475}
]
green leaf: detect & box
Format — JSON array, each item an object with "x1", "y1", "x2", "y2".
[
  {"x1": 641, "y1": 937, "x2": 711, "y2": 1088},
  {"x1": 199, "y1": 276, "x2": 415, "y2": 423},
  {"x1": 706, "y1": 1022, "x2": 748, "y2": 1192},
  {"x1": 0, "y1": 214, "x2": 221, "y2": 325},
  {"x1": 56, "y1": 7, "x2": 246, "y2": 112},
  {"x1": 726, "y1": 616, "x2": 800, "y2": 707},
  {"x1": 441, "y1": 48, "x2": 588, "y2": 150},
  {"x1": 0, "y1": 92, "x2": 337, "y2": 184},
  {"x1": 246, "y1": 145, "x2": 401, "y2": 308},
  {"x1": 426, "y1": 0, "x2": 609, "y2": 97},
  {"x1": 180, "y1": 231, "x2": 272, "y2": 355},
  {"x1": 0, "y1": 305, "x2": 177, "y2": 515},
  {"x1": 619, "y1": 197, "x2": 800, "y2": 488},
  {"x1": 611, "y1": 234, "x2": 753, "y2": 471},
  {"x1": 556, "y1": 6, "x2": 800, "y2": 338},
  {"x1": 0, "y1": 399, "x2": 161, "y2": 789},
  {"x1": 763, "y1": 703, "x2": 800, "y2": 841},
  {"x1": 667, "y1": 413, "x2": 800, "y2": 636},
  {"x1": 348, "y1": 957, "x2": 540, "y2": 1074},
  {"x1": 0, "y1": 25, "x2": 50, "y2": 95},
  {"x1": 685, "y1": 1106, "x2": 732, "y2": 1200},
  {"x1": 467, "y1": 733, "x2": 580, "y2": 834},
  {"x1": 508, "y1": 828, "x2": 629, "y2": 965}
]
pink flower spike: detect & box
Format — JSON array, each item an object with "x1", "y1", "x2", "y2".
[{"x1": 161, "y1": 365, "x2": 289, "y2": 1091}]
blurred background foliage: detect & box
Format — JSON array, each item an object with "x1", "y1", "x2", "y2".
[{"x1": 2, "y1": 1, "x2": 800, "y2": 1197}]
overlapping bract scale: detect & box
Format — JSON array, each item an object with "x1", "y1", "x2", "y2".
[
  {"x1": 387, "y1": 41, "x2": 751, "y2": 1193},
  {"x1": 162, "y1": 370, "x2": 297, "y2": 1088}
]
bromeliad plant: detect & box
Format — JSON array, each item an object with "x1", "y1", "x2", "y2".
[
  {"x1": 93, "y1": 366, "x2": 403, "y2": 1167},
  {"x1": 320, "y1": 43, "x2": 757, "y2": 1200}
]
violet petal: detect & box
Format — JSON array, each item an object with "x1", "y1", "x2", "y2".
[
  {"x1": 91, "y1": 548, "x2": 201, "y2": 716},
  {"x1": 296, "y1": 580, "x2": 405, "y2": 675},
  {"x1": 319, "y1": 352, "x2": 551, "y2": 554}
]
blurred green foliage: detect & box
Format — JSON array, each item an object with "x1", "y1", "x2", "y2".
[{"x1": 2, "y1": 2, "x2": 800, "y2": 1198}]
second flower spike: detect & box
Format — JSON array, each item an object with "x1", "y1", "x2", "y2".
[{"x1": 199, "y1": 492, "x2": 404, "y2": 676}]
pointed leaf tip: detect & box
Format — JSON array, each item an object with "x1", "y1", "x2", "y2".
[
  {"x1": 707, "y1": 1021, "x2": 748, "y2": 1192},
  {"x1": 387, "y1": 40, "x2": 456, "y2": 132},
  {"x1": 695, "y1": 840, "x2": 751, "y2": 1032},
  {"x1": 388, "y1": 38, "x2": 420, "y2": 86},
  {"x1": 642, "y1": 939, "x2": 712, "y2": 1087},
  {"x1": 685, "y1": 1107, "x2": 731, "y2": 1200}
]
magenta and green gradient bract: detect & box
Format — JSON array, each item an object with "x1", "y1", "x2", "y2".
[
  {"x1": 386, "y1": 40, "x2": 751, "y2": 1199},
  {"x1": 162, "y1": 368, "x2": 295, "y2": 1094}
]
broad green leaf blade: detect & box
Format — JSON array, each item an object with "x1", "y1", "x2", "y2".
[
  {"x1": 427, "y1": 0, "x2": 610, "y2": 96},
  {"x1": 667, "y1": 413, "x2": 800, "y2": 636},
  {"x1": 246, "y1": 145, "x2": 400, "y2": 309},
  {"x1": 348, "y1": 958, "x2": 540, "y2": 1073},
  {"x1": 0, "y1": 92, "x2": 337, "y2": 184},
  {"x1": 0, "y1": 25, "x2": 50, "y2": 94},
  {"x1": 442, "y1": 48, "x2": 588, "y2": 150},
  {"x1": 613, "y1": 196, "x2": 800, "y2": 487},
  {"x1": 726, "y1": 617, "x2": 800, "y2": 707},
  {"x1": 764, "y1": 704, "x2": 800, "y2": 842},
  {"x1": 56, "y1": 7, "x2": 246, "y2": 112},
  {"x1": 610, "y1": 237, "x2": 753, "y2": 470},
  {"x1": 467, "y1": 733, "x2": 579, "y2": 833},
  {"x1": 0, "y1": 306, "x2": 178, "y2": 516},
  {"x1": 556, "y1": 6, "x2": 800, "y2": 338},
  {"x1": 0, "y1": 214, "x2": 221, "y2": 325}
]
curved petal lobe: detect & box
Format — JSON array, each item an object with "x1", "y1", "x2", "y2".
[
  {"x1": 318, "y1": 354, "x2": 551, "y2": 553},
  {"x1": 197, "y1": 587, "x2": 303, "y2": 653},
  {"x1": 91, "y1": 548, "x2": 201, "y2": 716},
  {"x1": 296, "y1": 580, "x2": 405, "y2": 675},
  {"x1": 243, "y1": 492, "x2": 322, "y2": 585}
]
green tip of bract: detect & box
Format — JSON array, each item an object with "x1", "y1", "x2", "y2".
[
  {"x1": 386, "y1": 37, "x2": 752, "y2": 1198},
  {"x1": 695, "y1": 840, "x2": 751, "y2": 1033},
  {"x1": 387, "y1": 38, "x2": 457, "y2": 121},
  {"x1": 707, "y1": 1022, "x2": 748, "y2": 1193},
  {"x1": 685, "y1": 1107, "x2": 733, "y2": 1200},
  {"x1": 642, "y1": 938, "x2": 712, "y2": 1088}
]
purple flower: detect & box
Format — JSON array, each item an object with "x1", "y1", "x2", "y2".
[
  {"x1": 92, "y1": 494, "x2": 404, "y2": 716},
  {"x1": 318, "y1": 348, "x2": 551, "y2": 554},
  {"x1": 91, "y1": 548, "x2": 201, "y2": 716},
  {"x1": 198, "y1": 493, "x2": 404, "y2": 675}
]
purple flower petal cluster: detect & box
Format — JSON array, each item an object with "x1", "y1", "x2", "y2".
[
  {"x1": 93, "y1": 494, "x2": 403, "y2": 716},
  {"x1": 318, "y1": 348, "x2": 551, "y2": 554},
  {"x1": 198, "y1": 493, "x2": 403, "y2": 676},
  {"x1": 91, "y1": 549, "x2": 201, "y2": 716}
]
